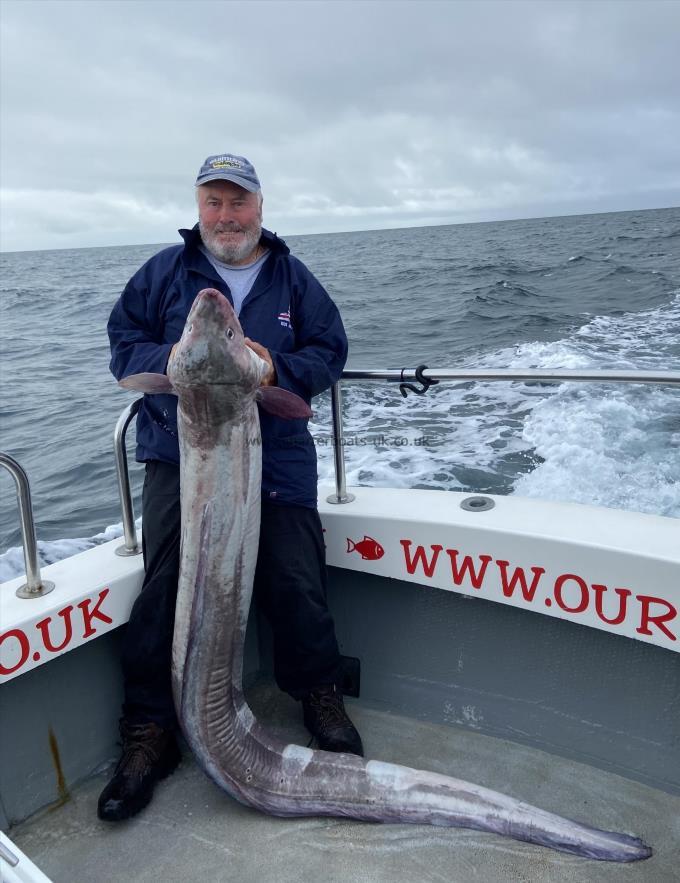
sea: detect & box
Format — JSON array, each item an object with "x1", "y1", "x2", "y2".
[{"x1": 1, "y1": 207, "x2": 679, "y2": 582}]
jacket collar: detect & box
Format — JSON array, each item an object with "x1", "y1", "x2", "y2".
[{"x1": 177, "y1": 224, "x2": 288, "y2": 310}]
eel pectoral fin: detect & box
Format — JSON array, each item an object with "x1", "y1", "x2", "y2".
[
  {"x1": 119, "y1": 372, "x2": 176, "y2": 394},
  {"x1": 256, "y1": 387, "x2": 312, "y2": 419}
]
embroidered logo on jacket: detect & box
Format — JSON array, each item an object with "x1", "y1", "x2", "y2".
[{"x1": 278, "y1": 309, "x2": 292, "y2": 329}]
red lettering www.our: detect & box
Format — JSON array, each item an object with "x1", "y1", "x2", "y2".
[
  {"x1": 397, "y1": 538, "x2": 677, "y2": 645},
  {"x1": 636, "y1": 595, "x2": 677, "y2": 642},
  {"x1": 400, "y1": 540, "x2": 531, "y2": 595},
  {"x1": 399, "y1": 541, "x2": 492, "y2": 587},
  {"x1": 497, "y1": 560, "x2": 545, "y2": 602},
  {"x1": 552, "y1": 578, "x2": 677, "y2": 642},
  {"x1": 400, "y1": 541, "x2": 443, "y2": 578},
  {"x1": 446, "y1": 550, "x2": 492, "y2": 589}
]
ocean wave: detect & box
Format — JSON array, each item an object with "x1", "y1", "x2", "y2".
[
  {"x1": 2, "y1": 209, "x2": 678, "y2": 581},
  {"x1": 0, "y1": 519, "x2": 140, "y2": 584},
  {"x1": 3, "y1": 295, "x2": 677, "y2": 584}
]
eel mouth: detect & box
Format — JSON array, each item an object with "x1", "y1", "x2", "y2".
[
  {"x1": 171, "y1": 289, "x2": 254, "y2": 392},
  {"x1": 191, "y1": 287, "x2": 238, "y2": 324}
]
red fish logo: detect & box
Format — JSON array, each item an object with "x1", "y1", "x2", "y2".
[{"x1": 347, "y1": 536, "x2": 384, "y2": 561}]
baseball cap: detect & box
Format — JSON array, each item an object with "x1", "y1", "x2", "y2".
[{"x1": 195, "y1": 154, "x2": 261, "y2": 191}]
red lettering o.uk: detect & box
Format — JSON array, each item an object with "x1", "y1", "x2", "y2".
[
  {"x1": 0, "y1": 629, "x2": 30, "y2": 676},
  {"x1": 36, "y1": 606, "x2": 74, "y2": 653},
  {"x1": 77, "y1": 588, "x2": 113, "y2": 638}
]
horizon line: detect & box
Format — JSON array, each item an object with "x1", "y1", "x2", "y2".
[{"x1": 1, "y1": 203, "x2": 678, "y2": 256}]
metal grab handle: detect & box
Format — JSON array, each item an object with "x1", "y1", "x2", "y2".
[
  {"x1": 0, "y1": 452, "x2": 55, "y2": 599},
  {"x1": 113, "y1": 398, "x2": 143, "y2": 557}
]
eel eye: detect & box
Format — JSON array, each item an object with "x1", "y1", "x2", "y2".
[
  {"x1": 186, "y1": 324, "x2": 193, "y2": 333},
  {"x1": 226, "y1": 328, "x2": 235, "y2": 340}
]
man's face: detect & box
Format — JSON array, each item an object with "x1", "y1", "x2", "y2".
[{"x1": 198, "y1": 180, "x2": 262, "y2": 265}]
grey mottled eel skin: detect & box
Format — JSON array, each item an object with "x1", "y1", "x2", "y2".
[{"x1": 122, "y1": 288, "x2": 651, "y2": 863}]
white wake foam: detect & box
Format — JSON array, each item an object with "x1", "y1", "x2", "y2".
[
  {"x1": 508, "y1": 295, "x2": 680, "y2": 515},
  {"x1": 0, "y1": 519, "x2": 141, "y2": 584},
  {"x1": 316, "y1": 293, "x2": 680, "y2": 516}
]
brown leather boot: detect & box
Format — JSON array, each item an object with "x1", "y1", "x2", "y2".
[
  {"x1": 97, "y1": 720, "x2": 181, "y2": 821},
  {"x1": 302, "y1": 684, "x2": 364, "y2": 756}
]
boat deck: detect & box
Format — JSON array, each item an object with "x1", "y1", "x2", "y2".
[{"x1": 10, "y1": 680, "x2": 680, "y2": 883}]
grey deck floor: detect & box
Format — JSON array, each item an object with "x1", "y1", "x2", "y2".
[{"x1": 11, "y1": 683, "x2": 680, "y2": 883}]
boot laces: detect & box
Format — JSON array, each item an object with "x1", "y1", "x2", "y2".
[
  {"x1": 307, "y1": 686, "x2": 350, "y2": 730},
  {"x1": 116, "y1": 720, "x2": 166, "y2": 777}
]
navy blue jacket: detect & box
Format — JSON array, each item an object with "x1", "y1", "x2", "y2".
[{"x1": 107, "y1": 225, "x2": 348, "y2": 508}]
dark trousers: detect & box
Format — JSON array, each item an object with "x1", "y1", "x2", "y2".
[{"x1": 121, "y1": 461, "x2": 343, "y2": 728}]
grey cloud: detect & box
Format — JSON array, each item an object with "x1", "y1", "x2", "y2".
[{"x1": 1, "y1": 0, "x2": 678, "y2": 251}]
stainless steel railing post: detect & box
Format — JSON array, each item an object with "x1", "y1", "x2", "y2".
[
  {"x1": 113, "y1": 399, "x2": 143, "y2": 557},
  {"x1": 326, "y1": 381, "x2": 355, "y2": 505},
  {"x1": 0, "y1": 452, "x2": 55, "y2": 599}
]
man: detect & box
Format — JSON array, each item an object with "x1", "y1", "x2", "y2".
[{"x1": 101, "y1": 153, "x2": 362, "y2": 822}]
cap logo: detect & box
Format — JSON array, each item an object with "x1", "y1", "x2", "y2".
[
  {"x1": 210, "y1": 156, "x2": 243, "y2": 170},
  {"x1": 196, "y1": 153, "x2": 260, "y2": 191}
]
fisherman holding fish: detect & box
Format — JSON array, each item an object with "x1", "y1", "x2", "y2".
[
  {"x1": 102, "y1": 153, "x2": 363, "y2": 822},
  {"x1": 99, "y1": 157, "x2": 653, "y2": 863}
]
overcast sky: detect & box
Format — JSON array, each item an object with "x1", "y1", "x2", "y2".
[{"x1": 1, "y1": 0, "x2": 678, "y2": 252}]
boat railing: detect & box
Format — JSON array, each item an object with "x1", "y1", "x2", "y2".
[
  {"x1": 7, "y1": 367, "x2": 679, "y2": 599},
  {"x1": 114, "y1": 398, "x2": 143, "y2": 558},
  {"x1": 113, "y1": 368, "x2": 680, "y2": 522},
  {"x1": 326, "y1": 368, "x2": 680, "y2": 504},
  {"x1": 2, "y1": 398, "x2": 143, "y2": 599},
  {"x1": 0, "y1": 453, "x2": 55, "y2": 599}
]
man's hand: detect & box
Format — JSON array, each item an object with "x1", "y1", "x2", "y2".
[{"x1": 245, "y1": 338, "x2": 276, "y2": 386}]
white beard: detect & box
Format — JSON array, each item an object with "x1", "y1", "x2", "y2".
[{"x1": 199, "y1": 220, "x2": 262, "y2": 264}]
